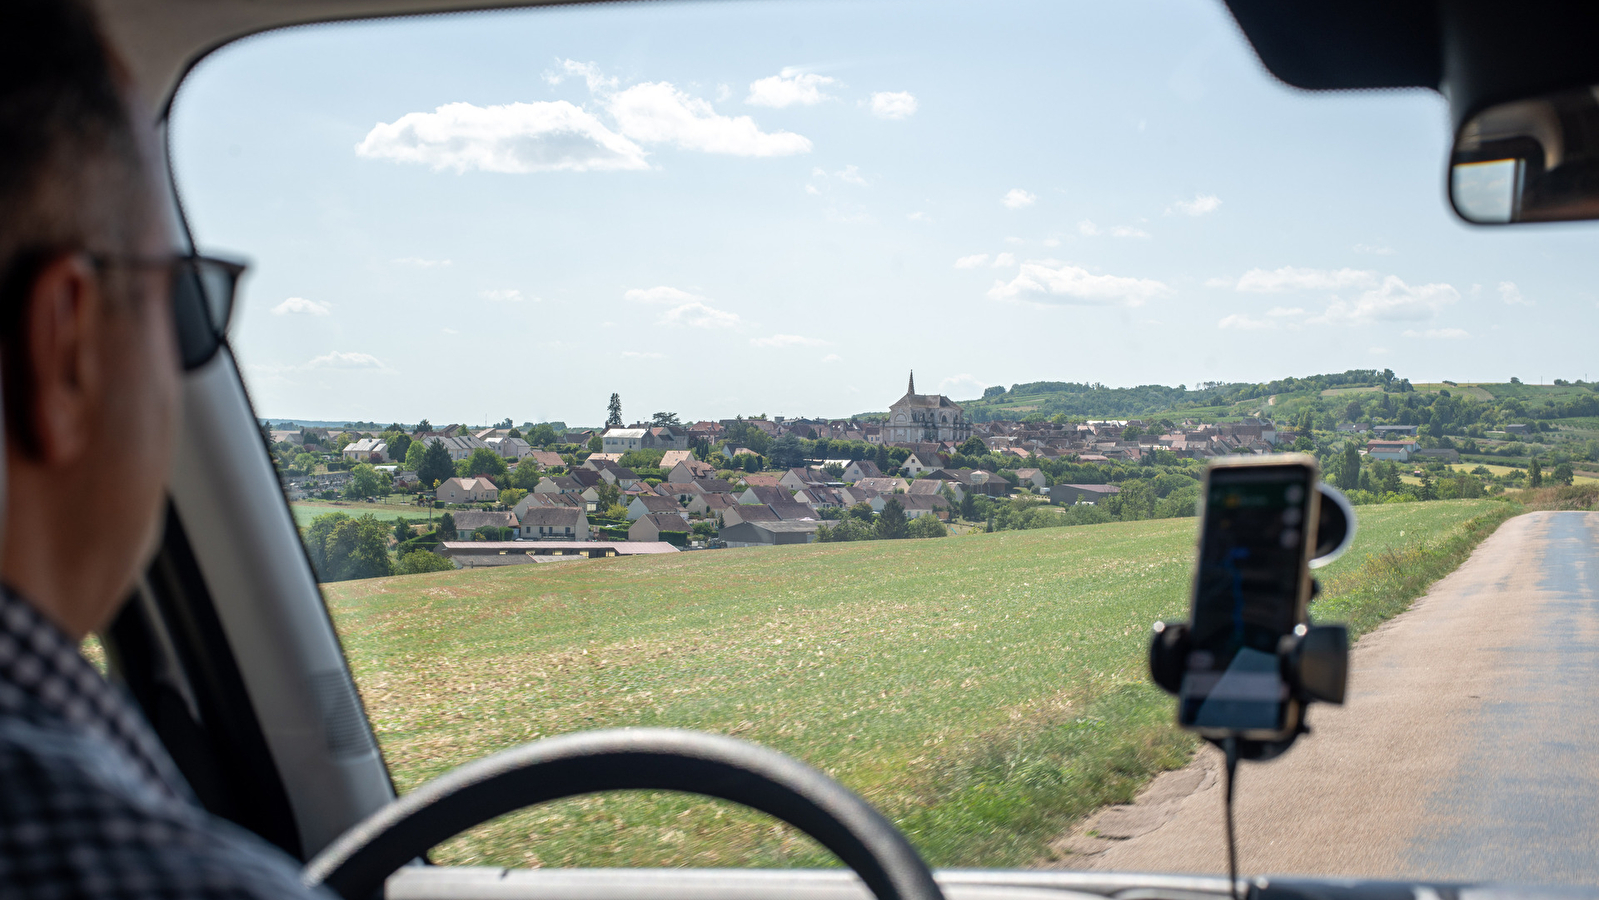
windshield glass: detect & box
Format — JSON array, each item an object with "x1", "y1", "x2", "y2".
[{"x1": 170, "y1": 0, "x2": 1599, "y2": 882}]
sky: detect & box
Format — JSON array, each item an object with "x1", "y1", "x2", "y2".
[{"x1": 168, "y1": 0, "x2": 1599, "y2": 427}]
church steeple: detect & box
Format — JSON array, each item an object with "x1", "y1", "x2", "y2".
[{"x1": 908, "y1": 370, "x2": 915, "y2": 395}]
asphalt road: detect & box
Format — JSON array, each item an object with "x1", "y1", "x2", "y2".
[{"x1": 1053, "y1": 510, "x2": 1599, "y2": 885}]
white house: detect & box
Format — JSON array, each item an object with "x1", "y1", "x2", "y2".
[
  {"x1": 601, "y1": 428, "x2": 648, "y2": 453},
  {"x1": 342, "y1": 438, "x2": 388, "y2": 463},
  {"x1": 517, "y1": 507, "x2": 588, "y2": 541},
  {"x1": 485, "y1": 436, "x2": 533, "y2": 459},
  {"x1": 435, "y1": 476, "x2": 499, "y2": 504}
]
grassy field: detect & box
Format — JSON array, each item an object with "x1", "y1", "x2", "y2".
[
  {"x1": 322, "y1": 500, "x2": 1511, "y2": 870},
  {"x1": 291, "y1": 500, "x2": 426, "y2": 526}
]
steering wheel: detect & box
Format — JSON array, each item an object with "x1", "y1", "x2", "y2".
[{"x1": 302, "y1": 728, "x2": 945, "y2": 900}]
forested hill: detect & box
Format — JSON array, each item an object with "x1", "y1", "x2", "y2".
[{"x1": 948, "y1": 370, "x2": 1393, "y2": 422}]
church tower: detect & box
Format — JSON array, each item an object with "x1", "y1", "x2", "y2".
[{"x1": 908, "y1": 370, "x2": 915, "y2": 395}]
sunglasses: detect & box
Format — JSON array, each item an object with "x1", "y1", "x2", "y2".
[{"x1": 90, "y1": 253, "x2": 246, "y2": 371}]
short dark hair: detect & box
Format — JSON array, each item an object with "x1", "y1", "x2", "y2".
[{"x1": 0, "y1": 0, "x2": 150, "y2": 453}]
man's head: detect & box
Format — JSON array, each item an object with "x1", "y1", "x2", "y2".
[{"x1": 0, "y1": 0, "x2": 180, "y2": 638}]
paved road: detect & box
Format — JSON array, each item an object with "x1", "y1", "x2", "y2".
[{"x1": 1053, "y1": 511, "x2": 1599, "y2": 885}]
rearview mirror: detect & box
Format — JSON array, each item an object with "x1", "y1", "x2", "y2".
[{"x1": 1450, "y1": 86, "x2": 1599, "y2": 224}]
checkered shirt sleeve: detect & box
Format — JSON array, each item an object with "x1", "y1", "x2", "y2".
[{"x1": 0, "y1": 587, "x2": 331, "y2": 899}]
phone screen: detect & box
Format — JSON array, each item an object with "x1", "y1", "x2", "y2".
[{"x1": 1179, "y1": 463, "x2": 1315, "y2": 735}]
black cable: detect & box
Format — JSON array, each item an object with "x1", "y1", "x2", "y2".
[{"x1": 1222, "y1": 736, "x2": 1241, "y2": 900}]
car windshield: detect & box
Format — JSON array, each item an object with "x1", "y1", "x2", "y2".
[{"x1": 170, "y1": 0, "x2": 1599, "y2": 884}]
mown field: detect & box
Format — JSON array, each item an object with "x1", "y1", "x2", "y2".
[
  {"x1": 322, "y1": 500, "x2": 1511, "y2": 870},
  {"x1": 290, "y1": 500, "x2": 421, "y2": 526}
]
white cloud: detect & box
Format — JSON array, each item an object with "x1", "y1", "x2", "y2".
[
  {"x1": 659, "y1": 300, "x2": 740, "y2": 328},
  {"x1": 1266, "y1": 306, "x2": 1306, "y2": 317},
  {"x1": 1001, "y1": 188, "x2": 1037, "y2": 209},
  {"x1": 1316, "y1": 276, "x2": 1460, "y2": 324},
  {"x1": 1043, "y1": 238, "x2": 1060, "y2": 247},
  {"x1": 954, "y1": 254, "x2": 990, "y2": 269},
  {"x1": 749, "y1": 333, "x2": 828, "y2": 348},
  {"x1": 1353, "y1": 243, "x2": 1395, "y2": 255},
  {"x1": 907, "y1": 211, "x2": 931, "y2": 221},
  {"x1": 1218, "y1": 313, "x2": 1273, "y2": 330},
  {"x1": 991, "y1": 252, "x2": 1016, "y2": 267},
  {"x1": 356, "y1": 101, "x2": 649, "y2": 173},
  {"x1": 620, "y1": 350, "x2": 666, "y2": 358},
  {"x1": 746, "y1": 68, "x2": 835, "y2": 107},
  {"x1": 1110, "y1": 225, "x2": 1150, "y2": 239},
  {"x1": 805, "y1": 184, "x2": 821, "y2": 195},
  {"x1": 607, "y1": 82, "x2": 811, "y2": 156},
  {"x1": 869, "y1": 91, "x2": 918, "y2": 120},
  {"x1": 271, "y1": 297, "x2": 330, "y2": 316},
  {"x1": 1499, "y1": 281, "x2": 1532, "y2": 305},
  {"x1": 821, "y1": 353, "x2": 842, "y2": 363},
  {"x1": 1402, "y1": 328, "x2": 1471, "y2": 339},
  {"x1": 306, "y1": 351, "x2": 385, "y2": 369},
  {"x1": 442, "y1": 327, "x2": 459, "y2": 335},
  {"x1": 1166, "y1": 193, "x2": 1222, "y2": 216},
  {"x1": 987, "y1": 262, "x2": 1173, "y2": 307},
  {"x1": 1234, "y1": 266, "x2": 1380, "y2": 293},
  {"x1": 836, "y1": 164, "x2": 868, "y2": 186},
  {"x1": 626, "y1": 285, "x2": 741, "y2": 328},
  {"x1": 480, "y1": 289, "x2": 524, "y2": 302},
  {"x1": 1077, "y1": 220, "x2": 1100, "y2": 236},
  {"x1": 391, "y1": 257, "x2": 452, "y2": 267},
  {"x1": 543, "y1": 59, "x2": 618, "y2": 93}
]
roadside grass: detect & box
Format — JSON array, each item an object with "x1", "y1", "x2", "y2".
[
  {"x1": 320, "y1": 499, "x2": 1509, "y2": 870},
  {"x1": 1507, "y1": 483, "x2": 1599, "y2": 511}
]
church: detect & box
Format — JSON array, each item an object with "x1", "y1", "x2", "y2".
[{"x1": 884, "y1": 371, "x2": 972, "y2": 444}]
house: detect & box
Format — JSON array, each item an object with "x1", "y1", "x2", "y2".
[
  {"x1": 1372, "y1": 425, "x2": 1420, "y2": 437},
  {"x1": 1415, "y1": 448, "x2": 1461, "y2": 462},
  {"x1": 901, "y1": 451, "x2": 945, "y2": 477},
  {"x1": 627, "y1": 494, "x2": 686, "y2": 521},
  {"x1": 420, "y1": 433, "x2": 489, "y2": 461},
  {"x1": 342, "y1": 438, "x2": 388, "y2": 463},
  {"x1": 513, "y1": 491, "x2": 579, "y2": 518},
  {"x1": 908, "y1": 479, "x2": 953, "y2": 500},
  {"x1": 842, "y1": 460, "x2": 882, "y2": 483},
  {"x1": 778, "y1": 467, "x2": 832, "y2": 493},
  {"x1": 602, "y1": 425, "x2": 689, "y2": 453},
  {"x1": 582, "y1": 458, "x2": 642, "y2": 489},
  {"x1": 1014, "y1": 468, "x2": 1046, "y2": 491},
  {"x1": 655, "y1": 482, "x2": 698, "y2": 505},
  {"x1": 793, "y1": 486, "x2": 846, "y2": 509},
  {"x1": 1366, "y1": 440, "x2": 1418, "y2": 461},
  {"x1": 659, "y1": 450, "x2": 694, "y2": 471},
  {"x1": 738, "y1": 485, "x2": 791, "y2": 506},
  {"x1": 436, "y1": 476, "x2": 499, "y2": 504},
  {"x1": 1051, "y1": 483, "x2": 1121, "y2": 505},
  {"x1": 601, "y1": 427, "x2": 648, "y2": 453},
  {"x1": 884, "y1": 371, "x2": 972, "y2": 444},
  {"x1": 691, "y1": 477, "x2": 738, "y2": 496},
  {"x1": 516, "y1": 506, "x2": 589, "y2": 541},
  {"x1": 450, "y1": 510, "x2": 517, "y2": 539},
  {"x1": 527, "y1": 450, "x2": 565, "y2": 468},
  {"x1": 668, "y1": 458, "x2": 718, "y2": 483},
  {"x1": 769, "y1": 500, "x2": 823, "y2": 521},
  {"x1": 629, "y1": 513, "x2": 692, "y2": 544},
  {"x1": 484, "y1": 436, "x2": 532, "y2": 459},
  {"x1": 722, "y1": 503, "x2": 781, "y2": 528},
  {"x1": 720, "y1": 520, "x2": 820, "y2": 547},
  {"x1": 688, "y1": 492, "x2": 740, "y2": 522},
  {"x1": 896, "y1": 494, "x2": 950, "y2": 520},
  {"x1": 740, "y1": 474, "x2": 783, "y2": 489},
  {"x1": 854, "y1": 477, "x2": 909, "y2": 495},
  {"x1": 1503, "y1": 424, "x2": 1533, "y2": 435}
]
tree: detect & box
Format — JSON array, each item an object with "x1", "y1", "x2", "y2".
[
  {"x1": 1418, "y1": 469, "x2": 1437, "y2": 501},
  {"x1": 606, "y1": 393, "x2": 623, "y2": 429},
  {"x1": 769, "y1": 434, "x2": 805, "y2": 469},
  {"x1": 877, "y1": 497, "x2": 908, "y2": 539},
  {"x1": 528, "y1": 423, "x2": 559, "y2": 447},
  {"x1": 741, "y1": 453, "x2": 763, "y2": 473},
  {"x1": 499, "y1": 487, "x2": 529, "y2": 509},
  {"x1": 395, "y1": 549, "x2": 455, "y2": 575},
  {"x1": 291, "y1": 452, "x2": 318, "y2": 476},
  {"x1": 1529, "y1": 458, "x2": 1543, "y2": 487},
  {"x1": 651, "y1": 411, "x2": 681, "y2": 426},
  {"x1": 392, "y1": 517, "x2": 412, "y2": 544},
  {"x1": 588, "y1": 435, "x2": 603, "y2": 453},
  {"x1": 418, "y1": 440, "x2": 454, "y2": 489},
  {"x1": 510, "y1": 463, "x2": 543, "y2": 491},
  {"x1": 595, "y1": 482, "x2": 621, "y2": 512},
  {"x1": 416, "y1": 419, "x2": 433, "y2": 432},
  {"x1": 904, "y1": 515, "x2": 947, "y2": 539},
  {"x1": 1336, "y1": 444, "x2": 1361, "y2": 491},
  {"x1": 463, "y1": 447, "x2": 509, "y2": 481},
  {"x1": 1553, "y1": 462, "x2": 1575, "y2": 485},
  {"x1": 1122, "y1": 425, "x2": 1143, "y2": 441},
  {"x1": 344, "y1": 463, "x2": 390, "y2": 500},
  {"x1": 403, "y1": 441, "x2": 426, "y2": 473},
  {"x1": 437, "y1": 512, "x2": 457, "y2": 540},
  {"x1": 303, "y1": 513, "x2": 392, "y2": 582},
  {"x1": 385, "y1": 432, "x2": 412, "y2": 465},
  {"x1": 959, "y1": 436, "x2": 986, "y2": 457}
]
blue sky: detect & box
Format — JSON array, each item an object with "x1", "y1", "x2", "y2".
[{"x1": 169, "y1": 0, "x2": 1599, "y2": 427}]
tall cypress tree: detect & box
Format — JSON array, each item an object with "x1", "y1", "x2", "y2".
[{"x1": 606, "y1": 393, "x2": 623, "y2": 428}]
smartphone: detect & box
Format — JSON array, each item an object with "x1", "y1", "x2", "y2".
[{"x1": 1178, "y1": 456, "x2": 1320, "y2": 740}]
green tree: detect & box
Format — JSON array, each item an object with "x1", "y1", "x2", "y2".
[
  {"x1": 651, "y1": 411, "x2": 681, "y2": 426},
  {"x1": 595, "y1": 482, "x2": 621, "y2": 511},
  {"x1": 392, "y1": 517, "x2": 412, "y2": 544},
  {"x1": 528, "y1": 423, "x2": 559, "y2": 447},
  {"x1": 904, "y1": 515, "x2": 947, "y2": 539},
  {"x1": 303, "y1": 513, "x2": 392, "y2": 582},
  {"x1": 385, "y1": 432, "x2": 412, "y2": 465},
  {"x1": 769, "y1": 433, "x2": 805, "y2": 469},
  {"x1": 606, "y1": 393, "x2": 623, "y2": 429},
  {"x1": 403, "y1": 441, "x2": 426, "y2": 472},
  {"x1": 463, "y1": 446, "x2": 509, "y2": 481},
  {"x1": 1113, "y1": 480, "x2": 1156, "y2": 521},
  {"x1": 416, "y1": 419, "x2": 433, "y2": 433},
  {"x1": 1529, "y1": 458, "x2": 1543, "y2": 487},
  {"x1": 1336, "y1": 444, "x2": 1361, "y2": 491},
  {"x1": 499, "y1": 487, "x2": 528, "y2": 509},
  {"x1": 1380, "y1": 461, "x2": 1402, "y2": 494},
  {"x1": 343, "y1": 463, "x2": 390, "y2": 500},
  {"x1": 437, "y1": 512, "x2": 457, "y2": 540},
  {"x1": 1552, "y1": 462, "x2": 1575, "y2": 485},
  {"x1": 418, "y1": 440, "x2": 454, "y2": 489},
  {"x1": 510, "y1": 463, "x2": 544, "y2": 491},
  {"x1": 588, "y1": 435, "x2": 603, "y2": 452},
  {"x1": 291, "y1": 452, "x2": 318, "y2": 475},
  {"x1": 877, "y1": 497, "x2": 908, "y2": 539},
  {"x1": 1418, "y1": 470, "x2": 1437, "y2": 501},
  {"x1": 958, "y1": 436, "x2": 987, "y2": 457},
  {"x1": 395, "y1": 549, "x2": 455, "y2": 575}
]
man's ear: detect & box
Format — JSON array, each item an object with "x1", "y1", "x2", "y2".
[{"x1": 20, "y1": 253, "x2": 103, "y2": 466}]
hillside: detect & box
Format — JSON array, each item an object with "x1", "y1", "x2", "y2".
[{"x1": 322, "y1": 500, "x2": 1509, "y2": 870}]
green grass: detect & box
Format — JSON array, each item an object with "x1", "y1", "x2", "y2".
[
  {"x1": 321, "y1": 499, "x2": 1510, "y2": 870},
  {"x1": 291, "y1": 501, "x2": 424, "y2": 526}
]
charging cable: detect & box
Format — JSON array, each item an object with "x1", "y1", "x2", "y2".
[{"x1": 1222, "y1": 736, "x2": 1241, "y2": 900}]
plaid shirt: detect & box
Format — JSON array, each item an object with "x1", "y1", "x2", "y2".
[{"x1": 0, "y1": 586, "x2": 328, "y2": 898}]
